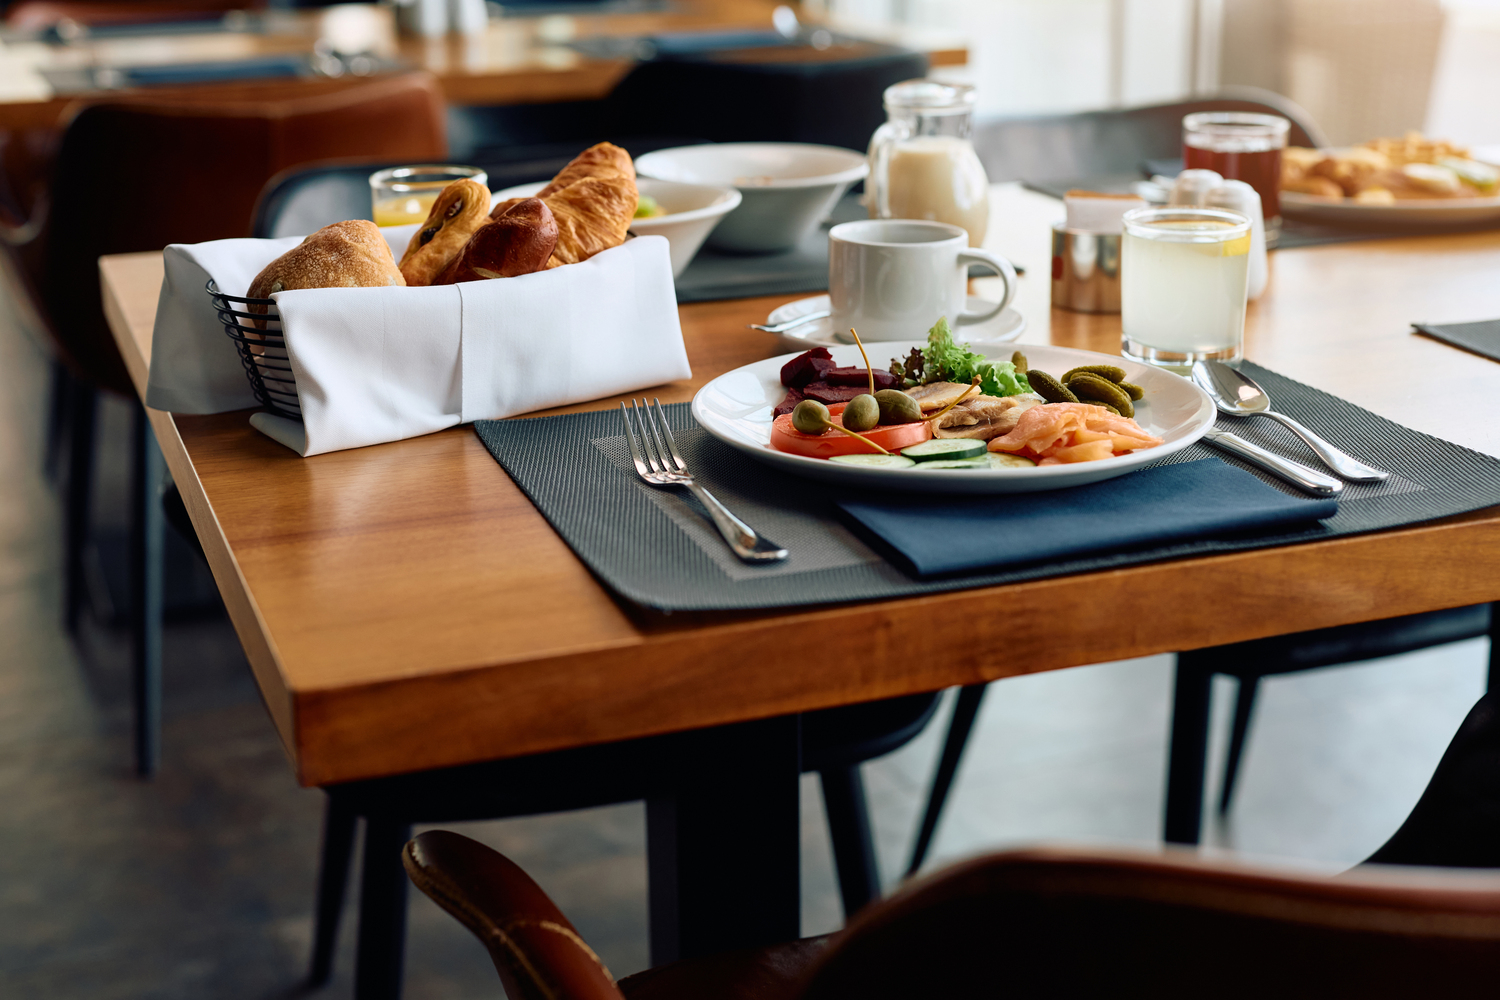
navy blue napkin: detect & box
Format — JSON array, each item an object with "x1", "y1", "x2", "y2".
[
  {"x1": 1414, "y1": 319, "x2": 1500, "y2": 364},
  {"x1": 837, "y1": 458, "x2": 1338, "y2": 579}
]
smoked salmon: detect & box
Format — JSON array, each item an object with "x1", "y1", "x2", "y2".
[{"x1": 986, "y1": 402, "x2": 1163, "y2": 465}]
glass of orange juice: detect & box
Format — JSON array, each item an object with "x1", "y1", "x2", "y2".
[{"x1": 370, "y1": 165, "x2": 489, "y2": 227}]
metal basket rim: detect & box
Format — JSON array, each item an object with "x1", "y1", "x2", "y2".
[{"x1": 206, "y1": 278, "x2": 277, "y2": 309}]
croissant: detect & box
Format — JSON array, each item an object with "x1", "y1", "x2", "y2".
[
  {"x1": 399, "y1": 178, "x2": 493, "y2": 286},
  {"x1": 490, "y1": 142, "x2": 637, "y2": 268},
  {"x1": 434, "y1": 199, "x2": 558, "y2": 284}
]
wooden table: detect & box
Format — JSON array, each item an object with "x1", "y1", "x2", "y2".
[{"x1": 100, "y1": 183, "x2": 1500, "y2": 981}]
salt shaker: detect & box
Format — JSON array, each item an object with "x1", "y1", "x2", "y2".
[
  {"x1": 1168, "y1": 169, "x2": 1224, "y2": 208},
  {"x1": 1205, "y1": 180, "x2": 1268, "y2": 301}
]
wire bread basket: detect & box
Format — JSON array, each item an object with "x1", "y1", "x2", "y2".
[{"x1": 206, "y1": 280, "x2": 301, "y2": 420}]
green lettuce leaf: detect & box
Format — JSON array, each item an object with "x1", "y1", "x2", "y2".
[{"x1": 921, "y1": 317, "x2": 1032, "y2": 397}]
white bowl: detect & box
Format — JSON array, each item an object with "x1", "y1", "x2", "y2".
[
  {"x1": 492, "y1": 177, "x2": 741, "y2": 278},
  {"x1": 634, "y1": 142, "x2": 869, "y2": 253}
]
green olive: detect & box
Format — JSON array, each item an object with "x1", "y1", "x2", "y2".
[
  {"x1": 791, "y1": 399, "x2": 831, "y2": 434},
  {"x1": 874, "y1": 388, "x2": 922, "y2": 424},
  {"x1": 842, "y1": 394, "x2": 880, "y2": 432}
]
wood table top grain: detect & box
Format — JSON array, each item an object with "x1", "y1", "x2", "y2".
[{"x1": 100, "y1": 184, "x2": 1500, "y2": 787}]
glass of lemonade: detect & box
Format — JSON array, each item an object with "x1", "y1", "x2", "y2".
[
  {"x1": 1120, "y1": 206, "x2": 1251, "y2": 369},
  {"x1": 370, "y1": 165, "x2": 488, "y2": 227}
]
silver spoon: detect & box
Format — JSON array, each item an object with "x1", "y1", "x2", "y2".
[
  {"x1": 749, "y1": 309, "x2": 830, "y2": 334},
  {"x1": 1192, "y1": 361, "x2": 1390, "y2": 482}
]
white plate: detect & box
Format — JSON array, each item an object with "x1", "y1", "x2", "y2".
[
  {"x1": 764, "y1": 294, "x2": 1025, "y2": 352},
  {"x1": 1282, "y1": 190, "x2": 1500, "y2": 227},
  {"x1": 691, "y1": 343, "x2": 1216, "y2": 494}
]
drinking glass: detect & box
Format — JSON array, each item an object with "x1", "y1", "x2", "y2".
[
  {"x1": 1182, "y1": 112, "x2": 1289, "y2": 241},
  {"x1": 369, "y1": 165, "x2": 488, "y2": 227},
  {"x1": 1120, "y1": 206, "x2": 1251, "y2": 369}
]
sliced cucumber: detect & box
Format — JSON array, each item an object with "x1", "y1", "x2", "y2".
[
  {"x1": 918, "y1": 457, "x2": 989, "y2": 470},
  {"x1": 988, "y1": 452, "x2": 1037, "y2": 469},
  {"x1": 901, "y1": 438, "x2": 986, "y2": 462},
  {"x1": 828, "y1": 453, "x2": 917, "y2": 469}
]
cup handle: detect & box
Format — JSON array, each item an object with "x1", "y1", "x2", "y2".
[{"x1": 954, "y1": 248, "x2": 1017, "y2": 326}]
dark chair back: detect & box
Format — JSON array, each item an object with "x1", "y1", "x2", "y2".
[
  {"x1": 799, "y1": 847, "x2": 1500, "y2": 997},
  {"x1": 974, "y1": 86, "x2": 1327, "y2": 185},
  {"x1": 605, "y1": 42, "x2": 929, "y2": 152},
  {"x1": 41, "y1": 72, "x2": 445, "y2": 393}
]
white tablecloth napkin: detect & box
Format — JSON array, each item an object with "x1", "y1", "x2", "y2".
[{"x1": 146, "y1": 229, "x2": 691, "y2": 457}]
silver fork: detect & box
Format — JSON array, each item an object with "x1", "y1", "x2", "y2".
[{"x1": 621, "y1": 398, "x2": 788, "y2": 563}]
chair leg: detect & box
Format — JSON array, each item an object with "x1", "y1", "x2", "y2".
[
  {"x1": 820, "y1": 765, "x2": 881, "y2": 919},
  {"x1": 1164, "y1": 654, "x2": 1214, "y2": 845},
  {"x1": 309, "y1": 794, "x2": 359, "y2": 988},
  {"x1": 1217, "y1": 674, "x2": 1261, "y2": 816},
  {"x1": 905, "y1": 684, "x2": 987, "y2": 877},
  {"x1": 130, "y1": 404, "x2": 164, "y2": 778},
  {"x1": 64, "y1": 381, "x2": 97, "y2": 634},
  {"x1": 1487, "y1": 603, "x2": 1498, "y2": 694},
  {"x1": 44, "y1": 359, "x2": 69, "y2": 480},
  {"x1": 354, "y1": 816, "x2": 412, "y2": 1000}
]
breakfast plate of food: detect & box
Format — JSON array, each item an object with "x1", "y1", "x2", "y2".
[
  {"x1": 1281, "y1": 132, "x2": 1500, "y2": 226},
  {"x1": 691, "y1": 320, "x2": 1215, "y2": 494}
]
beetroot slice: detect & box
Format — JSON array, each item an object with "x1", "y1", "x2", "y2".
[
  {"x1": 802, "y1": 382, "x2": 870, "y2": 405},
  {"x1": 779, "y1": 347, "x2": 836, "y2": 388},
  {"x1": 772, "y1": 387, "x2": 806, "y2": 417},
  {"x1": 821, "y1": 367, "x2": 900, "y2": 390}
]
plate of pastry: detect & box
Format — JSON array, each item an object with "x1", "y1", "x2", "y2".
[{"x1": 1281, "y1": 133, "x2": 1500, "y2": 227}]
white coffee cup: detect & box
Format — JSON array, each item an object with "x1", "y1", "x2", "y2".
[{"x1": 828, "y1": 219, "x2": 1017, "y2": 341}]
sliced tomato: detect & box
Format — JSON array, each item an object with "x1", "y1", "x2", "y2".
[{"x1": 770, "y1": 403, "x2": 932, "y2": 459}]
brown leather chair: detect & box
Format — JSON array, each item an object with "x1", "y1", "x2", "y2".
[
  {"x1": 40, "y1": 72, "x2": 445, "y2": 775},
  {"x1": 5, "y1": 1, "x2": 258, "y2": 31},
  {"x1": 404, "y1": 832, "x2": 1500, "y2": 999}
]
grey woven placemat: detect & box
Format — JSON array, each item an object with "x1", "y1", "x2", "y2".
[{"x1": 474, "y1": 364, "x2": 1500, "y2": 612}]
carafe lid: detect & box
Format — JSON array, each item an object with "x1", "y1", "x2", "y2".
[{"x1": 883, "y1": 79, "x2": 976, "y2": 115}]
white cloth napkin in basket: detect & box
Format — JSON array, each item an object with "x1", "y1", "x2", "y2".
[{"x1": 147, "y1": 229, "x2": 691, "y2": 457}]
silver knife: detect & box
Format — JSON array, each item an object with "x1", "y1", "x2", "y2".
[{"x1": 1202, "y1": 428, "x2": 1344, "y2": 496}]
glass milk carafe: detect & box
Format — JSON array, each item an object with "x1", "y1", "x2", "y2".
[{"x1": 866, "y1": 80, "x2": 990, "y2": 246}]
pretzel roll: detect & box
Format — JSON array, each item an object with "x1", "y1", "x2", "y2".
[
  {"x1": 434, "y1": 198, "x2": 559, "y2": 284},
  {"x1": 399, "y1": 178, "x2": 493, "y2": 286}
]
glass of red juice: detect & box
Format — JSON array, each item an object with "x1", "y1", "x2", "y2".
[{"x1": 1182, "y1": 112, "x2": 1290, "y2": 241}]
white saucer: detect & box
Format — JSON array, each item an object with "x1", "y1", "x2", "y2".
[{"x1": 763, "y1": 295, "x2": 1026, "y2": 352}]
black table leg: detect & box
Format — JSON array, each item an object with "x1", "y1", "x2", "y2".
[
  {"x1": 647, "y1": 713, "x2": 802, "y2": 965},
  {"x1": 310, "y1": 792, "x2": 359, "y2": 986},
  {"x1": 64, "y1": 380, "x2": 96, "y2": 634},
  {"x1": 354, "y1": 815, "x2": 412, "y2": 1000},
  {"x1": 130, "y1": 403, "x2": 164, "y2": 777},
  {"x1": 1164, "y1": 654, "x2": 1214, "y2": 845}
]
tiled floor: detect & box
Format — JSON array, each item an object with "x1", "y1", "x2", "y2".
[{"x1": 0, "y1": 276, "x2": 1488, "y2": 997}]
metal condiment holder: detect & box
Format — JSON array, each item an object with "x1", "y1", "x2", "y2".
[
  {"x1": 206, "y1": 280, "x2": 302, "y2": 420},
  {"x1": 1050, "y1": 224, "x2": 1121, "y2": 314}
]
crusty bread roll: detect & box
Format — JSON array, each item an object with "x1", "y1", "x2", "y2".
[
  {"x1": 247, "y1": 220, "x2": 404, "y2": 326},
  {"x1": 434, "y1": 198, "x2": 558, "y2": 284},
  {"x1": 490, "y1": 142, "x2": 637, "y2": 268},
  {"x1": 399, "y1": 178, "x2": 493, "y2": 286}
]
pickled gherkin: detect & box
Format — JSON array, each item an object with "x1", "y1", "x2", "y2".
[
  {"x1": 1082, "y1": 400, "x2": 1121, "y2": 416},
  {"x1": 1118, "y1": 382, "x2": 1145, "y2": 401},
  {"x1": 1067, "y1": 373, "x2": 1134, "y2": 417},
  {"x1": 1011, "y1": 350, "x2": 1029, "y2": 373},
  {"x1": 1026, "y1": 370, "x2": 1079, "y2": 404},
  {"x1": 1061, "y1": 364, "x2": 1128, "y2": 384}
]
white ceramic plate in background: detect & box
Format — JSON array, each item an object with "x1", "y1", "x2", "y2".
[
  {"x1": 634, "y1": 143, "x2": 868, "y2": 253},
  {"x1": 493, "y1": 178, "x2": 741, "y2": 277},
  {"x1": 1282, "y1": 190, "x2": 1500, "y2": 227},
  {"x1": 762, "y1": 294, "x2": 1025, "y2": 352},
  {"x1": 691, "y1": 343, "x2": 1215, "y2": 494}
]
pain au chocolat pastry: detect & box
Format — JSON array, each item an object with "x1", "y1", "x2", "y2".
[
  {"x1": 398, "y1": 177, "x2": 493, "y2": 286},
  {"x1": 247, "y1": 220, "x2": 404, "y2": 326},
  {"x1": 433, "y1": 198, "x2": 558, "y2": 284},
  {"x1": 490, "y1": 142, "x2": 638, "y2": 268}
]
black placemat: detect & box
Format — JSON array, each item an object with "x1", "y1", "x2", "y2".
[
  {"x1": 1414, "y1": 319, "x2": 1500, "y2": 363},
  {"x1": 672, "y1": 192, "x2": 866, "y2": 304},
  {"x1": 473, "y1": 364, "x2": 1500, "y2": 612}
]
